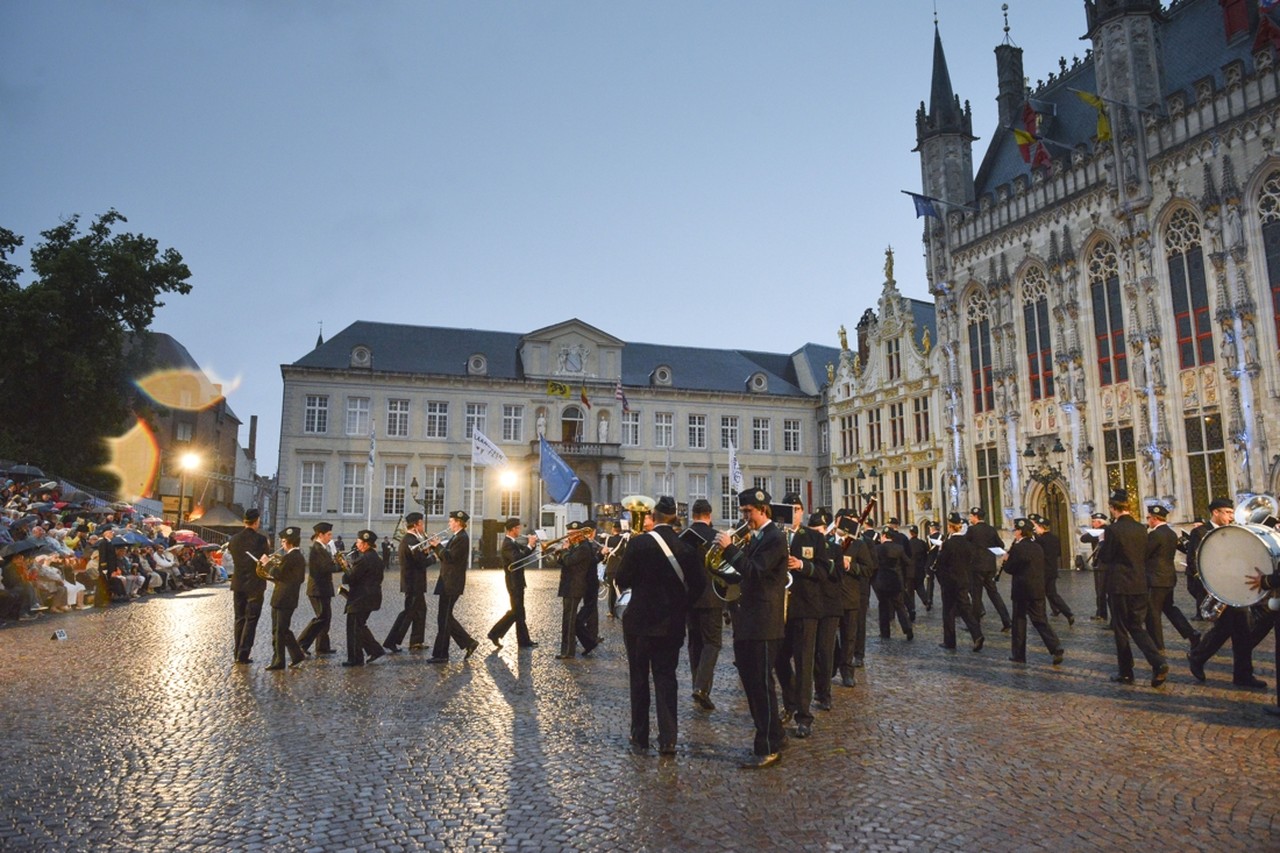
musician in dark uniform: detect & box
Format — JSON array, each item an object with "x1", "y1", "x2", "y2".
[
  {"x1": 576, "y1": 520, "x2": 604, "y2": 647},
  {"x1": 1143, "y1": 504, "x2": 1199, "y2": 653},
  {"x1": 228, "y1": 508, "x2": 269, "y2": 664},
  {"x1": 488, "y1": 517, "x2": 538, "y2": 648},
  {"x1": 715, "y1": 488, "x2": 788, "y2": 769},
  {"x1": 1098, "y1": 490, "x2": 1167, "y2": 687},
  {"x1": 906, "y1": 524, "x2": 931, "y2": 617},
  {"x1": 685, "y1": 499, "x2": 723, "y2": 711},
  {"x1": 342, "y1": 529, "x2": 385, "y2": 667},
  {"x1": 616, "y1": 496, "x2": 706, "y2": 757},
  {"x1": 964, "y1": 506, "x2": 1011, "y2": 633},
  {"x1": 886, "y1": 518, "x2": 916, "y2": 621},
  {"x1": 1081, "y1": 512, "x2": 1109, "y2": 620},
  {"x1": 1032, "y1": 515, "x2": 1073, "y2": 626},
  {"x1": 1004, "y1": 518, "x2": 1064, "y2": 665},
  {"x1": 264, "y1": 526, "x2": 307, "y2": 670},
  {"x1": 383, "y1": 512, "x2": 430, "y2": 653},
  {"x1": 776, "y1": 510, "x2": 827, "y2": 738},
  {"x1": 1244, "y1": 549, "x2": 1280, "y2": 716},
  {"x1": 813, "y1": 511, "x2": 845, "y2": 710},
  {"x1": 427, "y1": 510, "x2": 479, "y2": 663},
  {"x1": 555, "y1": 522, "x2": 597, "y2": 658},
  {"x1": 1189, "y1": 498, "x2": 1271, "y2": 689},
  {"x1": 874, "y1": 527, "x2": 913, "y2": 641},
  {"x1": 832, "y1": 510, "x2": 872, "y2": 686},
  {"x1": 297, "y1": 522, "x2": 341, "y2": 656},
  {"x1": 934, "y1": 513, "x2": 984, "y2": 652},
  {"x1": 602, "y1": 521, "x2": 625, "y2": 618}
]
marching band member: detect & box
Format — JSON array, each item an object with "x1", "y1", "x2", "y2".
[
  {"x1": 555, "y1": 521, "x2": 597, "y2": 659},
  {"x1": 933, "y1": 513, "x2": 984, "y2": 652},
  {"x1": 1142, "y1": 504, "x2": 1199, "y2": 653},
  {"x1": 685, "y1": 499, "x2": 723, "y2": 711},
  {"x1": 1004, "y1": 518, "x2": 1064, "y2": 666},
  {"x1": 342, "y1": 530, "x2": 386, "y2": 667},
  {"x1": 264, "y1": 526, "x2": 306, "y2": 671},
  {"x1": 297, "y1": 522, "x2": 341, "y2": 656},
  {"x1": 427, "y1": 510, "x2": 479, "y2": 663},
  {"x1": 229, "y1": 509, "x2": 268, "y2": 665},
  {"x1": 488, "y1": 517, "x2": 538, "y2": 649},
  {"x1": 383, "y1": 512, "x2": 430, "y2": 653},
  {"x1": 1098, "y1": 490, "x2": 1167, "y2": 687}
]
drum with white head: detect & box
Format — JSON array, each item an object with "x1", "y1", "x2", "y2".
[{"x1": 1196, "y1": 523, "x2": 1280, "y2": 609}]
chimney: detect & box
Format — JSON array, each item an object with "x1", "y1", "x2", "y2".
[{"x1": 248, "y1": 415, "x2": 258, "y2": 461}]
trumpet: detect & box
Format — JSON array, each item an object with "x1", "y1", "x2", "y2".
[{"x1": 407, "y1": 527, "x2": 454, "y2": 553}]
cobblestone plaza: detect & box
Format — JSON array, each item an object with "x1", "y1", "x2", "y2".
[{"x1": 2, "y1": 571, "x2": 1277, "y2": 851}]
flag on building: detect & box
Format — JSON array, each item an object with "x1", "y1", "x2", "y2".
[
  {"x1": 580, "y1": 385, "x2": 592, "y2": 409},
  {"x1": 903, "y1": 190, "x2": 940, "y2": 219},
  {"x1": 471, "y1": 428, "x2": 508, "y2": 467},
  {"x1": 1074, "y1": 90, "x2": 1112, "y2": 142},
  {"x1": 614, "y1": 379, "x2": 630, "y2": 412},
  {"x1": 368, "y1": 420, "x2": 376, "y2": 469},
  {"x1": 539, "y1": 436, "x2": 581, "y2": 504},
  {"x1": 728, "y1": 441, "x2": 744, "y2": 494},
  {"x1": 547, "y1": 380, "x2": 571, "y2": 398}
]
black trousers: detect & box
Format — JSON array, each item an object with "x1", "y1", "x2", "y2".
[
  {"x1": 1010, "y1": 598, "x2": 1061, "y2": 661},
  {"x1": 854, "y1": 577, "x2": 870, "y2": 660},
  {"x1": 576, "y1": 584, "x2": 600, "y2": 645},
  {"x1": 232, "y1": 591, "x2": 264, "y2": 662},
  {"x1": 733, "y1": 637, "x2": 784, "y2": 756},
  {"x1": 1190, "y1": 606, "x2": 1274, "y2": 682},
  {"x1": 1109, "y1": 592, "x2": 1166, "y2": 677},
  {"x1": 559, "y1": 596, "x2": 593, "y2": 655},
  {"x1": 1045, "y1": 575, "x2": 1073, "y2": 619},
  {"x1": 877, "y1": 590, "x2": 912, "y2": 638},
  {"x1": 297, "y1": 595, "x2": 334, "y2": 653},
  {"x1": 833, "y1": 606, "x2": 859, "y2": 679},
  {"x1": 687, "y1": 606, "x2": 723, "y2": 696},
  {"x1": 940, "y1": 583, "x2": 983, "y2": 648},
  {"x1": 971, "y1": 569, "x2": 1011, "y2": 628},
  {"x1": 623, "y1": 631, "x2": 682, "y2": 749},
  {"x1": 1094, "y1": 567, "x2": 1109, "y2": 619},
  {"x1": 489, "y1": 580, "x2": 532, "y2": 646},
  {"x1": 1146, "y1": 586, "x2": 1196, "y2": 651},
  {"x1": 776, "y1": 617, "x2": 818, "y2": 725},
  {"x1": 345, "y1": 610, "x2": 382, "y2": 665},
  {"x1": 432, "y1": 593, "x2": 474, "y2": 658},
  {"x1": 385, "y1": 590, "x2": 427, "y2": 648},
  {"x1": 902, "y1": 573, "x2": 918, "y2": 619},
  {"x1": 270, "y1": 605, "x2": 303, "y2": 667},
  {"x1": 813, "y1": 615, "x2": 840, "y2": 704}
]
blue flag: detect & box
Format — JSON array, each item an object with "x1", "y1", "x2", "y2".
[
  {"x1": 539, "y1": 436, "x2": 581, "y2": 504},
  {"x1": 904, "y1": 190, "x2": 940, "y2": 219}
]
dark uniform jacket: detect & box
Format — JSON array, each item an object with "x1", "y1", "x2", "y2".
[
  {"x1": 228, "y1": 526, "x2": 268, "y2": 598},
  {"x1": 398, "y1": 532, "x2": 430, "y2": 595},
  {"x1": 97, "y1": 536, "x2": 120, "y2": 576},
  {"x1": 785, "y1": 527, "x2": 828, "y2": 620},
  {"x1": 964, "y1": 522, "x2": 1004, "y2": 576},
  {"x1": 840, "y1": 535, "x2": 873, "y2": 610},
  {"x1": 1036, "y1": 531, "x2": 1062, "y2": 579},
  {"x1": 270, "y1": 548, "x2": 306, "y2": 610},
  {"x1": 431, "y1": 530, "x2": 470, "y2": 597},
  {"x1": 306, "y1": 541, "x2": 340, "y2": 598},
  {"x1": 556, "y1": 538, "x2": 595, "y2": 599},
  {"x1": 873, "y1": 540, "x2": 908, "y2": 595},
  {"x1": 1144, "y1": 523, "x2": 1178, "y2": 589},
  {"x1": 906, "y1": 536, "x2": 929, "y2": 581},
  {"x1": 616, "y1": 526, "x2": 706, "y2": 638},
  {"x1": 933, "y1": 534, "x2": 974, "y2": 589},
  {"x1": 1184, "y1": 522, "x2": 1214, "y2": 585},
  {"x1": 1098, "y1": 514, "x2": 1148, "y2": 595},
  {"x1": 343, "y1": 548, "x2": 384, "y2": 614},
  {"x1": 1004, "y1": 537, "x2": 1046, "y2": 601},
  {"x1": 687, "y1": 521, "x2": 722, "y2": 610},
  {"x1": 722, "y1": 521, "x2": 788, "y2": 641},
  {"x1": 501, "y1": 534, "x2": 534, "y2": 590},
  {"x1": 818, "y1": 535, "x2": 846, "y2": 618}
]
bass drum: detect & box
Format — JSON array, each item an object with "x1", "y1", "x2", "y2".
[{"x1": 1196, "y1": 523, "x2": 1280, "y2": 608}]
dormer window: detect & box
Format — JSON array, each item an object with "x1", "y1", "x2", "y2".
[
  {"x1": 467, "y1": 354, "x2": 488, "y2": 376},
  {"x1": 747, "y1": 372, "x2": 768, "y2": 393},
  {"x1": 350, "y1": 346, "x2": 372, "y2": 369},
  {"x1": 652, "y1": 365, "x2": 673, "y2": 386}
]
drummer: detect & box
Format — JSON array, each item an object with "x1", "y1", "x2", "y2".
[
  {"x1": 1245, "y1": 521, "x2": 1280, "y2": 718},
  {"x1": 1187, "y1": 498, "x2": 1273, "y2": 692}
]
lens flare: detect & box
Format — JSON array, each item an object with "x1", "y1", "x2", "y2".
[
  {"x1": 102, "y1": 418, "x2": 160, "y2": 503},
  {"x1": 133, "y1": 367, "x2": 241, "y2": 411}
]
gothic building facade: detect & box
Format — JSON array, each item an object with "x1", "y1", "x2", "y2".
[{"x1": 916, "y1": 0, "x2": 1280, "y2": 531}]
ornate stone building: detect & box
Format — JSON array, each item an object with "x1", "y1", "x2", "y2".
[{"x1": 916, "y1": 0, "x2": 1280, "y2": 532}]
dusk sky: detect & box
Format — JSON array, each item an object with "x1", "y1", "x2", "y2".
[{"x1": 3, "y1": 1, "x2": 1087, "y2": 478}]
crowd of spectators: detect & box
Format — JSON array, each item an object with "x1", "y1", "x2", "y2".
[{"x1": 0, "y1": 476, "x2": 228, "y2": 624}]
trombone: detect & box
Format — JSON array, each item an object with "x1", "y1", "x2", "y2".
[{"x1": 507, "y1": 527, "x2": 590, "y2": 572}]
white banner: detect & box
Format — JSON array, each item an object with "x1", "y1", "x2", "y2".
[
  {"x1": 728, "y1": 440, "x2": 744, "y2": 493},
  {"x1": 471, "y1": 428, "x2": 508, "y2": 467}
]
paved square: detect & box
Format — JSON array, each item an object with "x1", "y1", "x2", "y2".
[{"x1": 1, "y1": 570, "x2": 1277, "y2": 850}]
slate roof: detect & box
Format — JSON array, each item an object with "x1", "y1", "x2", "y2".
[
  {"x1": 974, "y1": 0, "x2": 1255, "y2": 198},
  {"x1": 290, "y1": 320, "x2": 839, "y2": 399}
]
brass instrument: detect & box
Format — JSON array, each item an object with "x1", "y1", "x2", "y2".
[
  {"x1": 332, "y1": 546, "x2": 351, "y2": 573},
  {"x1": 705, "y1": 520, "x2": 749, "y2": 574},
  {"x1": 507, "y1": 527, "x2": 591, "y2": 572},
  {"x1": 256, "y1": 548, "x2": 285, "y2": 580},
  {"x1": 408, "y1": 527, "x2": 454, "y2": 553}
]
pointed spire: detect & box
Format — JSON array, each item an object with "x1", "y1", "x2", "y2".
[
  {"x1": 1048, "y1": 231, "x2": 1061, "y2": 268},
  {"x1": 1060, "y1": 225, "x2": 1076, "y2": 266},
  {"x1": 315, "y1": 321, "x2": 324, "y2": 349},
  {"x1": 916, "y1": 24, "x2": 975, "y2": 142},
  {"x1": 1201, "y1": 163, "x2": 1220, "y2": 211},
  {"x1": 1221, "y1": 154, "x2": 1240, "y2": 203}
]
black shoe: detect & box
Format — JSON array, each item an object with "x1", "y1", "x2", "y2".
[
  {"x1": 813, "y1": 700, "x2": 832, "y2": 711},
  {"x1": 555, "y1": 652, "x2": 575, "y2": 660},
  {"x1": 658, "y1": 744, "x2": 676, "y2": 756},
  {"x1": 692, "y1": 690, "x2": 715, "y2": 711},
  {"x1": 316, "y1": 649, "x2": 337, "y2": 656},
  {"x1": 1110, "y1": 674, "x2": 1135, "y2": 684},
  {"x1": 265, "y1": 663, "x2": 285, "y2": 671},
  {"x1": 938, "y1": 643, "x2": 956, "y2": 651},
  {"x1": 1233, "y1": 676, "x2": 1268, "y2": 690},
  {"x1": 235, "y1": 658, "x2": 253, "y2": 665},
  {"x1": 972, "y1": 636, "x2": 985, "y2": 653},
  {"x1": 905, "y1": 631, "x2": 914, "y2": 641},
  {"x1": 791, "y1": 724, "x2": 811, "y2": 739},
  {"x1": 629, "y1": 741, "x2": 649, "y2": 756},
  {"x1": 408, "y1": 643, "x2": 426, "y2": 651},
  {"x1": 290, "y1": 657, "x2": 305, "y2": 668},
  {"x1": 341, "y1": 660, "x2": 363, "y2": 667},
  {"x1": 1152, "y1": 664, "x2": 1169, "y2": 687},
  {"x1": 739, "y1": 752, "x2": 780, "y2": 770},
  {"x1": 1000, "y1": 625, "x2": 1012, "y2": 634},
  {"x1": 382, "y1": 643, "x2": 401, "y2": 654},
  {"x1": 367, "y1": 649, "x2": 385, "y2": 663},
  {"x1": 1052, "y1": 650, "x2": 1065, "y2": 666},
  {"x1": 519, "y1": 641, "x2": 539, "y2": 649},
  {"x1": 1067, "y1": 615, "x2": 1075, "y2": 627},
  {"x1": 427, "y1": 656, "x2": 448, "y2": 664},
  {"x1": 489, "y1": 636, "x2": 502, "y2": 649},
  {"x1": 464, "y1": 640, "x2": 479, "y2": 660},
  {"x1": 582, "y1": 640, "x2": 598, "y2": 657},
  {"x1": 1188, "y1": 654, "x2": 1206, "y2": 683},
  {"x1": 840, "y1": 675, "x2": 856, "y2": 687}
]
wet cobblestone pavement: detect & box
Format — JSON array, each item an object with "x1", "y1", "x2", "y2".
[{"x1": 1, "y1": 570, "x2": 1277, "y2": 851}]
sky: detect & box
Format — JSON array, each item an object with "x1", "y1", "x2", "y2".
[{"x1": 2, "y1": 0, "x2": 1090, "y2": 479}]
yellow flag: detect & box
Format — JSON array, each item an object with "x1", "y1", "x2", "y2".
[
  {"x1": 1075, "y1": 90, "x2": 1112, "y2": 142},
  {"x1": 546, "y1": 380, "x2": 571, "y2": 398},
  {"x1": 1012, "y1": 127, "x2": 1037, "y2": 146}
]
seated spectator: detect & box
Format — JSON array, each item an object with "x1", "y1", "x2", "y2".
[{"x1": 1, "y1": 540, "x2": 45, "y2": 619}]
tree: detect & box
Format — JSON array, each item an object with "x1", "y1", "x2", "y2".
[{"x1": 0, "y1": 210, "x2": 192, "y2": 490}]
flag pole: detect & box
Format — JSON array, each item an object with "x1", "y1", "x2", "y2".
[
  {"x1": 468, "y1": 462, "x2": 476, "y2": 570},
  {"x1": 366, "y1": 418, "x2": 375, "y2": 531}
]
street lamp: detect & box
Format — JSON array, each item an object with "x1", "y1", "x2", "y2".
[
  {"x1": 178, "y1": 451, "x2": 200, "y2": 524},
  {"x1": 1024, "y1": 436, "x2": 1066, "y2": 485}
]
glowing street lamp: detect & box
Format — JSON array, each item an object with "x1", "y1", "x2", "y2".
[{"x1": 178, "y1": 452, "x2": 200, "y2": 524}]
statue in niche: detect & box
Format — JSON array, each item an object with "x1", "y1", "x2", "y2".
[
  {"x1": 598, "y1": 418, "x2": 608, "y2": 444},
  {"x1": 1148, "y1": 338, "x2": 1164, "y2": 388},
  {"x1": 1071, "y1": 360, "x2": 1087, "y2": 403},
  {"x1": 1132, "y1": 344, "x2": 1147, "y2": 390},
  {"x1": 1222, "y1": 327, "x2": 1238, "y2": 373},
  {"x1": 1225, "y1": 204, "x2": 1244, "y2": 249},
  {"x1": 536, "y1": 412, "x2": 547, "y2": 437},
  {"x1": 1242, "y1": 318, "x2": 1260, "y2": 366}
]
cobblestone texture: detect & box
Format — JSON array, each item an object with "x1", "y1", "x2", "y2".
[{"x1": 1, "y1": 571, "x2": 1276, "y2": 850}]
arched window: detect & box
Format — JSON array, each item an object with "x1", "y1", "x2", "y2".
[
  {"x1": 1021, "y1": 266, "x2": 1054, "y2": 400},
  {"x1": 966, "y1": 291, "x2": 994, "y2": 413},
  {"x1": 560, "y1": 405, "x2": 584, "y2": 443},
  {"x1": 1258, "y1": 169, "x2": 1280, "y2": 347},
  {"x1": 1088, "y1": 240, "x2": 1127, "y2": 385},
  {"x1": 1165, "y1": 208, "x2": 1214, "y2": 370}
]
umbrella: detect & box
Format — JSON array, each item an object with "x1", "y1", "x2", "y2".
[
  {"x1": 1, "y1": 538, "x2": 41, "y2": 558},
  {"x1": 3, "y1": 464, "x2": 46, "y2": 482},
  {"x1": 200, "y1": 543, "x2": 222, "y2": 552},
  {"x1": 173, "y1": 530, "x2": 204, "y2": 543},
  {"x1": 28, "y1": 502, "x2": 56, "y2": 512},
  {"x1": 166, "y1": 543, "x2": 187, "y2": 554},
  {"x1": 120, "y1": 531, "x2": 153, "y2": 546},
  {"x1": 142, "y1": 515, "x2": 164, "y2": 524}
]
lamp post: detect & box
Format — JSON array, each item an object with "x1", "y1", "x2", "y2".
[
  {"x1": 178, "y1": 452, "x2": 200, "y2": 525},
  {"x1": 1023, "y1": 436, "x2": 1066, "y2": 486}
]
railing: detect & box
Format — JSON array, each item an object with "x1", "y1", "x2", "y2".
[{"x1": 531, "y1": 440, "x2": 623, "y2": 459}]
